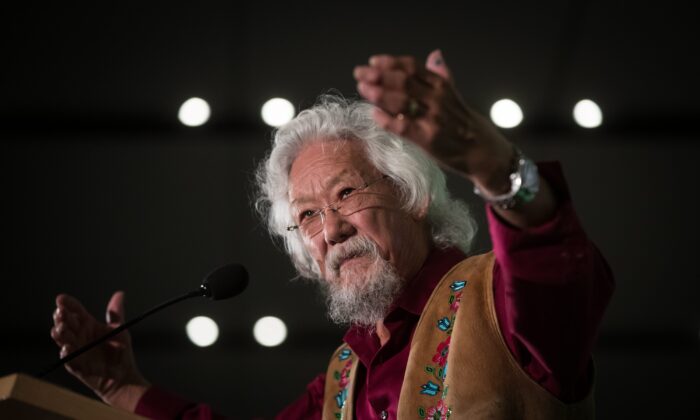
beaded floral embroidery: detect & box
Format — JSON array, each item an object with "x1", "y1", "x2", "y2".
[
  {"x1": 333, "y1": 347, "x2": 354, "y2": 419},
  {"x1": 418, "y1": 279, "x2": 467, "y2": 419}
]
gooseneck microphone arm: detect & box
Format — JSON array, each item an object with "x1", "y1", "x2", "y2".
[
  {"x1": 38, "y1": 263, "x2": 248, "y2": 378},
  {"x1": 38, "y1": 288, "x2": 203, "y2": 378}
]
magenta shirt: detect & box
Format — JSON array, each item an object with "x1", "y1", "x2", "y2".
[{"x1": 136, "y1": 162, "x2": 615, "y2": 419}]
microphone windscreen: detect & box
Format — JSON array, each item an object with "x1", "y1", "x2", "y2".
[{"x1": 202, "y1": 263, "x2": 249, "y2": 300}]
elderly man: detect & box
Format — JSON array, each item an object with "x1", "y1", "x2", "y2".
[{"x1": 51, "y1": 50, "x2": 613, "y2": 419}]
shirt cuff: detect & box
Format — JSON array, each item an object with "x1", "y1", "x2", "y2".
[
  {"x1": 135, "y1": 386, "x2": 202, "y2": 419},
  {"x1": 486, "y1": 161, "x2": 590, "y2": 282}
]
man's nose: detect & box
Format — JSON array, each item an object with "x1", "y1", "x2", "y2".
[{"x1": 322, "y1": 209, "x2": 355, "y2": 245}]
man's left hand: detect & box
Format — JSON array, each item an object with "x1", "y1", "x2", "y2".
[{"x1": 354, "y1": 49, "x2": 514, "y2": 194}]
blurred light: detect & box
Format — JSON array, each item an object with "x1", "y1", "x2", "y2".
[
  {"x1": 261, "y1": 98, "x2": 295, "y2": 127},
  {"x1": 186, "y1": 316, "x2": 219, "y2": 347},
  {"x1": 178, "y1": 97, "x2": 211, "y2": 127},
  {"x1": 573, "y1": 99, "x2": 603, "y2": 128},
  {"x1": 253, "y1": 316, "x2": 287, "y2": 347},
  {"x1": 490, "y1": 99, "x2": 523, "y2": 128}
]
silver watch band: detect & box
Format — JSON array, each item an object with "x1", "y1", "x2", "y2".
[{"x1": 472, "y1": 148, "x2": 540, "y2": 210}]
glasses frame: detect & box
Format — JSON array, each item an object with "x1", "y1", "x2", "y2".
[{"x1": 286, "y1": 175, "x2": 389, "y2": 235}]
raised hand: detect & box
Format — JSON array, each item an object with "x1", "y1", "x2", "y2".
[
  {"x1": 354, "y1": 49, "x2": 558, "y2": 227},
  {"x1": 353, "y1": 49, "x2": 515, "y2": 193},
  {"x1": 50, "y1": 291, "x2": 149, "y2": 411}
]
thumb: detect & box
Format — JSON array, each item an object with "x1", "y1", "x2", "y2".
[
  {"x1": 426, "y1": 49, "x2": 453, "y2": 83},
  {"x1": 106, "y1": 291, "x2": 126, "y2": 325}
]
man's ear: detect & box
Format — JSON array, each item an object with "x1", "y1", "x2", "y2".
[{"x1": 412, "y1": 198, "x2": 430, "y2": 222}]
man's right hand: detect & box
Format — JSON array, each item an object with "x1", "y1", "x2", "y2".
[{"x1": 50, "y1": 291, "x2": 150, "y2": 412}]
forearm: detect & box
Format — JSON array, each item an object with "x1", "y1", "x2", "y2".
[
  {"x1": 487, "y1": 162, "x2": 615, "y2": 401},
  {"x1": 469, "y1": 142, "x2": 558, "y2": 229}
]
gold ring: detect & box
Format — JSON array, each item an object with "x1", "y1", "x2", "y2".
[{"x1": 396, "y1": 113, "x2": 405, "y2": 121}]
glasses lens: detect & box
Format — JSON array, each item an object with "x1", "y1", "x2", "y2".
[
  {"x1": 300, "y1": 214, "x2": 323, "y2": 237},
  {"x1": 338, "y1": 191, "x2": 377, "y2": 216},
  {"x1": 295, "y1": 180, "x2": 386, "y2": 237}
]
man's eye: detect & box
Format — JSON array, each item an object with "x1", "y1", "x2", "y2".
[
  {"x1": 299, "y1": 210, "x2": 315, "y2": 221},
  {"x1": 339, "y1": 188, "x2": 355, "y2": 199}
]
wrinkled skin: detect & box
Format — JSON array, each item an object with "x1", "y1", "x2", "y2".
[
  {"x1": 354, "y1": 49, "x2": 557, "y2": 228},
  {"x1": 353, "y1": 50, "x2": 515, "y2": 192},
  {"x1": 50, "y1": 292, "x2": 149, "y2": 410}
]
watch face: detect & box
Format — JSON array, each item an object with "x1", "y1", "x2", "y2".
[
  {"x1": 474, "y1": 155, "x2": 540, "y2": 208},
  {"x1": 520, "y1": 158, "x2": 540, "y2": 194}
]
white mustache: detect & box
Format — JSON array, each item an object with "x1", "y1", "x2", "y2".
[{"x1": 326, "y1": 236, "x2": 379, "y2": 277}]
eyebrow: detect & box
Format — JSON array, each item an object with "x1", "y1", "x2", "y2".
[{"x1": 289, "y1": 170, "x2": 358, "y2": 207}]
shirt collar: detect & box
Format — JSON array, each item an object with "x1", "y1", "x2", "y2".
[
  {"x1": 392, "y1": 246, "x2": 466, "y2": 315},
  {"x1": 341, "y1": 247, "x2": 466, "y2": 366},
  {"x1": 342, "y1": 246, "x2": 466, "y2": 341}
]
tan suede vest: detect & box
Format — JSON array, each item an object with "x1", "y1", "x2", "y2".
[{"x1": 322, "y1": 252, "x2": 595, "y2": 419}]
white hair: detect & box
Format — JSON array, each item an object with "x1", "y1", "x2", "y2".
[
  {"x1": 323, "y1": 235, "x2": 404, "y2": 327},
  {"x1": 254, "y1": 95, "x2": 477, "y2": 279}
]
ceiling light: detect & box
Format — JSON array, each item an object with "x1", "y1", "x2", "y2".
[
  {"x1": 178, "y1": 97, "x2": 211, "y2": 127},
  {"x1": 490, "y1": 99, "x2": 523, "y2": 129},
  {"x1": 261, "y1": 98, "x2": 295, "y2": 127},
  {"x1": 573, "y1": 99, "x2": 603, "y2": 128},
  {"x1": 186, "y1": 316, "x2": 219, "y2": 347},
  {"x1": 253, "y1": 316, "x2": 287, "y2": 347}
]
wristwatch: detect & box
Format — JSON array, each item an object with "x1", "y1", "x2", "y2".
[{"x1": 472, "y1": 148, "x2": 540, "y2": 210}]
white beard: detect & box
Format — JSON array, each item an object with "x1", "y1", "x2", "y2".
[{"x1": 321, "y1": 236, "x2": 405, "y2": 327}]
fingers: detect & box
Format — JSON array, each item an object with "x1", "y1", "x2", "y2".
[
  {"x1": 354, "y1": 64, "x2": 430, "y2": 88},
  {"x1": 357, "y1": 77, "x2": 434, "y2": 116},
  {"x1": 51, "y1": 305, "x2": 83, "y2": 346},
  {"x1": 353, "y1": 66, "x2": 381, "y2": 84},
  {"x1": 59, "y1": 344, "x2": 71, "y2": 359},
  {"x1": 355, "y1": 68, "x2": 434, "y2": 93},
  {"x1": 373, "y1": 108, "x2": 409, "y2": 135},
  {"x1": 358, "y1": 54, "x2": 441, "y2": 86},
  {"x1": 52, "y1": 294, "x2": 97, "y2": 350},
  {"x1": 425, "y1": 49, "x2": 452, "y2": 83},
  {"x1": 106, "y1": 291, "x2": 126, "y2": 325},
  {"x1": 354, "y1": 53, "x2": 447, "y2": 118},
  {"x1": 50, "y1": 292, "x2": 140, "y2": 394},
  {"x1": 368, "y1": 55, "x2": 418, "y2": 74},
  {"x1": 53, "y1": 308, "x2": 80, "y2": 332},
  {"x1": 357, "y1": 84, "x2": 406, "y2": 113},
  {"x1": 50, "y1": 318, "x2": 79, "y2": 345},
  {"x1": 56, "y1": 294, "x2": 89, "y2": 318}
]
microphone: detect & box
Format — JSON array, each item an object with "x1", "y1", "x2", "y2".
[
  {"x1": 200, "y1": 263, "x2": 248, "y2": 300},
  {"x1": 38, "y1": 263, "x2": 248, "y2": 378}
]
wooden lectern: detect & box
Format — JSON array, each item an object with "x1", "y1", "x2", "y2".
[{"x1": 0, "y1": 373, "x2": 146, "y2": 419}]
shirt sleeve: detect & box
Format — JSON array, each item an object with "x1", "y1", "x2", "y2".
[
  {"x1": 134, "y1": 386, "x2": 227, "y2": 420},
  {"x1": 274, "y1": 373, "x2": 325, "y2": 420},
  {"x1": 134, "y1": 373, "x2": 325, "y2": 420},
  {"x1": 488, "y1": 161, "x2": 615, "y2": 403}
]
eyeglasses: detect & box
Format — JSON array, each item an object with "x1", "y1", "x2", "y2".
[{"x1": 286, "y1": 175, "x2": 389, "y2": 237}]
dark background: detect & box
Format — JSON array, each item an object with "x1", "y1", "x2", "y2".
[{"x1": 1, "y1": 1, "x2": 698, "y2": 418}]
